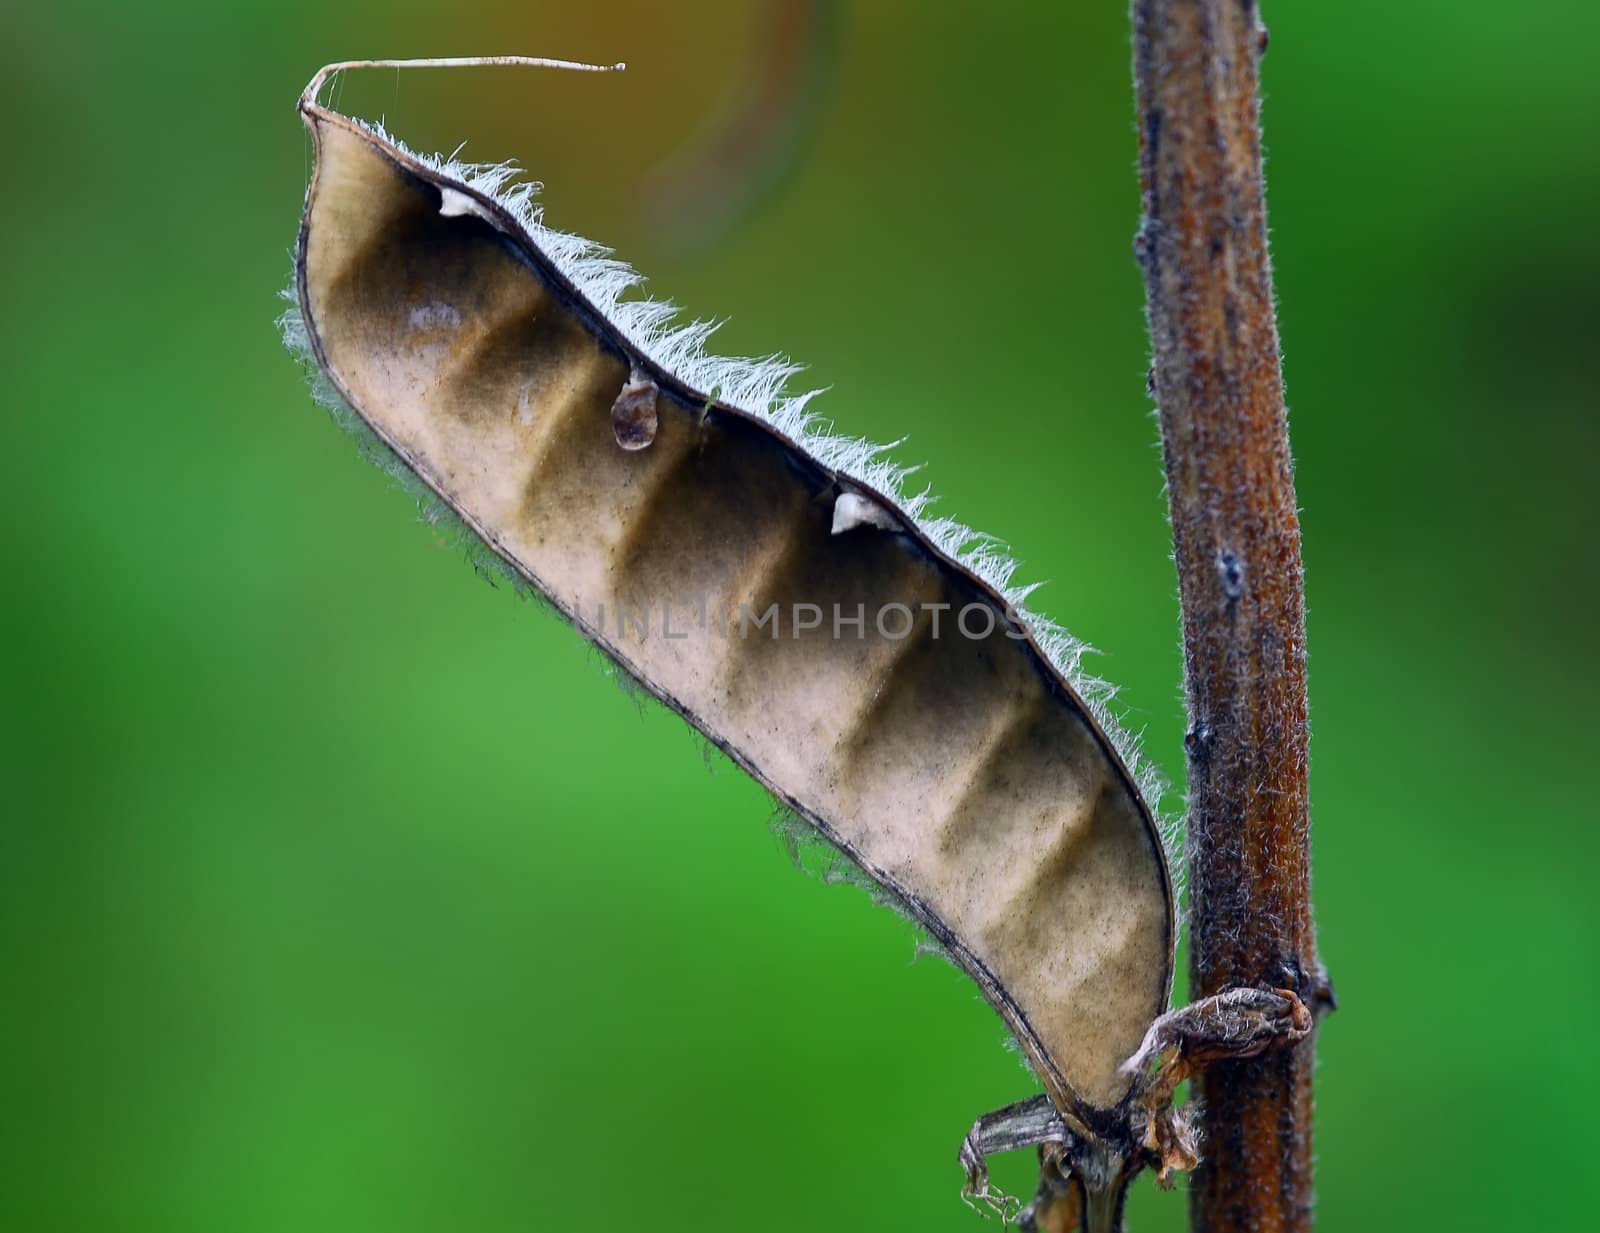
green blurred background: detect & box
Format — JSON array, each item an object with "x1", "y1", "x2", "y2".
[{"x1": 4, "y1": 1, "x2": 1595, "y2": 1229}]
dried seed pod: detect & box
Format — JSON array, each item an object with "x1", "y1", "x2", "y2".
[{"x1": 286, "y1": 59, "x2": 1176, "y2": 1151}]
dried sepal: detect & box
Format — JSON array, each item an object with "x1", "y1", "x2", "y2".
[
  {"x1": 959, "y1": 1095, "x2": 1065, "y2": 1220},
  {"x1": 1120, "y1": 986, "x2": 1312, "y2": 1185},
  {"x1": 1137, "y1": 1100, "x2": 1199, "y2": 1189},
  {"x1": 1122, "y1": 986, "x2": 1313, "y2": 1097}
]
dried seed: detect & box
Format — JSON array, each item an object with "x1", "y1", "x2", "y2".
[
  {"x1": 438, "y1": 184, "x2": 499, "y2": 228},
  {"x1": 831, "y1": 490, "x2": 899, "y2": 534},
  {"x1": 611, "y1": 369, "x2": 659, "y2": 451}
]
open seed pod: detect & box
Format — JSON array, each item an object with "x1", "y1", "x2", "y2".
[{"x1": 285, "y1": 59, "x2": 1178, "y2": 1219}]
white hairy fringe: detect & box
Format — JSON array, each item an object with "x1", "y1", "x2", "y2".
[{"x1": 286, "y1": 117, "x2": 1184, "y2": 900}]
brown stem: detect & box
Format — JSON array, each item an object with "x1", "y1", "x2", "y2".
[{"x1": 1129, "y1": 4, "x2": 1323, "y2": 1232}]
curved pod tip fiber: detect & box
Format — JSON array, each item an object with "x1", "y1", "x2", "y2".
[{"x1": 289, "y1": 71, "x2": 1175, "y2": 1130}]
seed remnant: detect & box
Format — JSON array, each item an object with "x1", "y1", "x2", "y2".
[
  {"x1": 611, "y1": 368, "x2": 659, "y2": 451},
  {"x1": 832, "y1": 490, "x2": 899, "y2": 535}
]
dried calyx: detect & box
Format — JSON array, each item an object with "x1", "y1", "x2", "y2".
[{"x1": 960, "y1": 986, "x2": 1313, "y2": 1229}]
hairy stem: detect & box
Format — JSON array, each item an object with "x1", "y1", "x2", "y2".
[{"x1": 1129, "y1": 3, "x2": 1323, "y2": 1232}]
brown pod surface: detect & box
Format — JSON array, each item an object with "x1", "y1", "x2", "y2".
[{"x1": 293, "y1": 101, "x2": 1175, "y2": 1119}]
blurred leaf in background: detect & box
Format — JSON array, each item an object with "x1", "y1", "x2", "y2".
[{"x1": 2, "y1": 2, "x2": 1595, "y2": 1231}]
